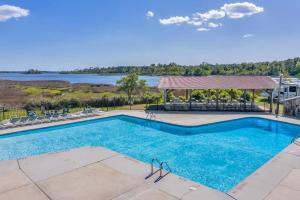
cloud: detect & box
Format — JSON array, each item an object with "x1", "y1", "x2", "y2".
[
  {"x1": 243, "y1": 34, "x2": 254, "y2": 38},
  {"x1": 159, "y1": 16, "x2": 190, "y2": 25},
  {"x1": 197, "y1": 27, "x2": 210, "y2": 32},
  {"x1": 0, "y1": 4, "x2": 29, "y2": 22},
  {"x1": 195, "y1": 9, "x2": 225, "y2": 21},
  {"x1": 208, "y1": 22, "x2": 222, "y2": 28},
  {"x1": 158, "y1": 2, "x2": 263, "y2": 31},
  {"x1": 221, "y1": 2, "x2": 264, "y2": 19},
  {"x1": 187, "y1": 20, "x2": 202, "y2": 26},
  {"x1": 146, "y1": 11, "x2": 154, "y2": 18}
]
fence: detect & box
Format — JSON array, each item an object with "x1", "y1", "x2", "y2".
[{"x1": 0, "y1": 97, "x2": 163, "y2": 122}]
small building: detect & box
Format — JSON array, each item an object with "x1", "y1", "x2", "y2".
[
  {"x1": 283, "y1": 96, "x2": 300, "y2": 117},
  {"x1": 158, "y1": 76, "x2": 277, "y2": 112}
]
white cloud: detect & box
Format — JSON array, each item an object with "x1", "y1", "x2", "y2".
[
  {"x1": 187, "y1": 20, "x2": 202, "y2": 26},
  {"x1": 197, "y1": 27, "x2": 210, "y2": 32},
  {"x1": 243, "y1": 34, "x2": 254, "y2": 38},
  {"x1": 208, "y1": 22, "x2": 222, "y2": 28},
  {"x1": 158, "y1": 2, "x2": 263, "y2": 31},
  {"x1": 146, "y1": 11, "x2": 154, "y2": 18},
  {"x1": 221, "y1": 2, "x2": 264, "y2": 19},
  {"x1": 0, "y1": 4, "x2": 29, "y2": 22},
  {"x1": 195, "y1": 9, "x2": 225, "y2": 21},
  {"x1": 159, "y1": 16, "x2": 190, "y2": 25}
]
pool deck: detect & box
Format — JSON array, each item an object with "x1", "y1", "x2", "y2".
[{"x1": 0, "y1": 110, "x2": 300, "y2": 200}]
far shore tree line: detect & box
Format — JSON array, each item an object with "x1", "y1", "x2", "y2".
[{"x1": 62, "y1": 57, "x2": 300, "y2": 77}]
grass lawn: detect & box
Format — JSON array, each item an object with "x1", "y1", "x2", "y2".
[{"x1": 255, "y1": 101, "x2": 284, "y2": 114}]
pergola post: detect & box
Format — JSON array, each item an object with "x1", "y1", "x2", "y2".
[
  {"x1": 216, "y1": 89, "x2": 219, "y2": 110},
  {"x1": 163, "y1": 89, "x2": 167, "y2": 106},
  {"x1": 270, "y1": 90, "x2": 273, "y2": 113},
  {"x1": 185, "y1": 89, "x2": 188, "y2": 100},
  {"x1": 251, "y1": 89, "x2": 255, "y2": 111},
  {"x1": 243, "y1": 90, "x2": 247, "y2": 111},
  {"x1": 189, "y1": 89, "x2": 192, "y2": 111}
]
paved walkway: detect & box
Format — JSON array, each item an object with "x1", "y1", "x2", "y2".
[
  {"x1": 0, "y1": 110, "x2": 300, "y2": 199},
  {"x1": 0, "y1": 147, "x2": 233, "y2": 200}
]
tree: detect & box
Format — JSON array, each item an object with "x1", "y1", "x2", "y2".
[
  {"x1": 135, "y1": 79, "x2": 149, "y2": 97},
  {"x1": 116, "y1": 73, "x2": 149, "y2": 109}
]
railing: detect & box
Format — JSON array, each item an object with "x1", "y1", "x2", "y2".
[
  {"x1": 164, "y1": 102, "x2": 262, "y2": 112},
  {"x1": 145, "y1": 158, "x2": 172, "y2": 183},
  {"x1": 291, "y1": 134, "x2": 300, "y2": 146},
  {"x1": 146, "y1": 112, "x2": 156, "y2": 120}
]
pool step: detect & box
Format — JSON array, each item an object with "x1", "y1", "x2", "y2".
[{"x1": 145, "y1": 158, "x2": 172, "y2": 183}]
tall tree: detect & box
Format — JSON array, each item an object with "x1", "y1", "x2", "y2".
[{"x1": 116, "y1": 73, "x2": 148, "y2": 109}]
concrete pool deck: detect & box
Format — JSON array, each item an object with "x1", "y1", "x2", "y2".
[
  {"x1": 0, "y1": 110, "x2": 300, "y2": 200},
  {"x1": 0, "y1": 147, "x2": 234, "y2": 200}
]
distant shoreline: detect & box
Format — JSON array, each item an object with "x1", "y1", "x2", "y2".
[
  {"x1": 0, "y1": 73, "x2": 161, "y2": 86},
  {"x1": 0, "y1": 71, "x2": 159, "y2": 76}
]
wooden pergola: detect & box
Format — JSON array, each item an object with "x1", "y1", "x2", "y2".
[{"x1": 158, "y1": 76, "x2": 277, "y2": 112}]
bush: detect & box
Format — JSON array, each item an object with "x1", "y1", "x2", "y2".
[
  {"x1": 22, "y1": 92, "x2": 161, "y2": 111},
  {"x1": 192, "y1": 90, "x2": 205, "y2": 100}
]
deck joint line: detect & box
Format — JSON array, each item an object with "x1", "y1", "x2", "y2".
[
  {"x1": 225, "y1": 193, "x2": 238, "y2": 200},
  {"x1": 17, "y1": 159, "x2": 53, "y2": 200}
]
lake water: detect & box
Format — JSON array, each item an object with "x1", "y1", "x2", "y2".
[{"x1": 0, "y1": 73, "x2": 160, "y2": 86}]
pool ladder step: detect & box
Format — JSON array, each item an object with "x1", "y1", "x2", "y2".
[{"x1": 145, "y1": 158, "x2": 171, "y2": 183}]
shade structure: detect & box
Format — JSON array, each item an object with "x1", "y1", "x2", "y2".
[{"x1": 158, "y1": 76, "x2": 277, "y2": 90}]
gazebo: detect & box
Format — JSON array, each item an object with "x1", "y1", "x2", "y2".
[{"x1": 158, "y1": 76, "x2": 277, "y2": 112}]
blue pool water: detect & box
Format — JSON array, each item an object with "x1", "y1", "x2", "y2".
[{"x1": 0, "y1": 116, "x2": 298, "y2": 192}]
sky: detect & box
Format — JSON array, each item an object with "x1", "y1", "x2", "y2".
[{"x1": 0, "y1": 0, "x2": 300, "y2": 71}]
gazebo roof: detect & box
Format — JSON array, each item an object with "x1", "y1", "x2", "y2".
[{"x1": 158, "y1": 76, "x2": 277, "y2": 90}]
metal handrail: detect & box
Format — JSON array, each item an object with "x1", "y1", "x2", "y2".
[
  {"x1": 291, "y1": 134, "x2": 300, "y2": 146},
  {"x1": 145, "y1": 158, "x2": 172, "y2": 183},
  {"x1": 154, "y1": 161, "x2": 172, "y2": 183},
  {"x1": 146, "y1": 112, "x2": 156, "y2": 120},
  {"x1": 145, "y1": 158, "x2": 161, "y2": 179}
]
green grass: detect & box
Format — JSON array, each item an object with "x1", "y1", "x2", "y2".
[
  {"x1": 24, "y1": 87, "x2": 43, "y2": 95},
  {"x1": 63, "y1": 91, "x2": 117, "y2": 99},
  {"x1": 255, "y1": 100, "x2": 284, "y2": 114},
  {"x1": 23, "y1": 87, "x2": 63, "y2": 96},
  {"x1": 19, "y1": 85, "x2": 126, "y2": 103},
  {"x1": 0, "y1": 109, "x2": 27, "y2": 122}
]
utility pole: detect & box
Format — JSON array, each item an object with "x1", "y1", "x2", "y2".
[{"x1": 276, "y1": 74, "x2": 283, "y2": 117}]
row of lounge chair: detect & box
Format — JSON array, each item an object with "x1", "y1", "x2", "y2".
[{"x1": 0, "y1": 108, "x2": 101, "y2": 130}]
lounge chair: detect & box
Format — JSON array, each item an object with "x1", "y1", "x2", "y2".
[
  {"x1": 10, "y1": 117, "x2": 21, "y2": 124},
  {"x1": 50, "y1": 113, "x2": 60, "y2": 121},
  {"x1": 35, "y1": 116, "x2": 46, "y2": 123},
  {"x1": 0, "y1": 124, "x2": 5, "y2": 130},
  {"x1": 2, "y1": 117, "x2": 22, "y2": 128},
  {"x1": 27, "y1": 116, "x2": 38, "y2": 124},
  {"x1": 19, "y1": 117, "x2": 29, "y2": 125}
]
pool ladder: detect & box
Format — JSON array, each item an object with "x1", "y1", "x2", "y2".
[
  {"x1": 146, "y1": 112, "x2": 156, "y2": 120},
  {"x1": 145, "y1": 158, "x2": 172, "y2": 183},
  {"x1": 291, "y1": 134, "x2": 300, "y2": 146}
]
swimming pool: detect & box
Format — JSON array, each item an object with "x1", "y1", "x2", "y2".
[{"x1": 0, "y1": 115, "x2": 298, "y2": 192}]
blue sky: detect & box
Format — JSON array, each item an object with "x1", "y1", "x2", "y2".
[{"x1": 0, "y1": 0, "x2": 299, "y2": 71}]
